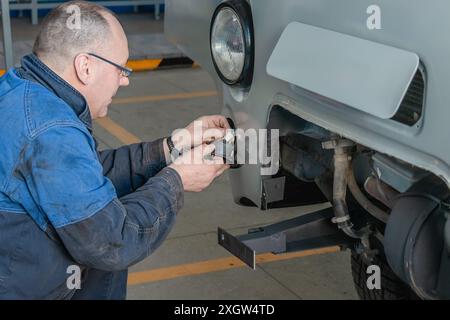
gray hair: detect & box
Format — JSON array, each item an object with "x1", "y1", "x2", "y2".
[{"x1": 33, "y1": 1, "x2": 116, "y2": 71}]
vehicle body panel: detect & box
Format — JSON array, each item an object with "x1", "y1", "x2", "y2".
[{"x1": 166, "y1": 0, "x2": 450, "y2": 207}]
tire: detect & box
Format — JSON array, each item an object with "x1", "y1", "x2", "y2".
[{"x1": 350, "y1": 250, "x2": 420, "y2": 300}]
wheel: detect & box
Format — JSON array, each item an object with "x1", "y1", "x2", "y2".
[{"x1": 350, "y1": 250, "x2": 420, "y2": 300}]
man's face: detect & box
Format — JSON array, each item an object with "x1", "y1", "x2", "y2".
[{"x1": 85, "y1": 16, "x2": 130, "y2": 119}]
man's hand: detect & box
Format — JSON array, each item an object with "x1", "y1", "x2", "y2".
[
  {"x1": 171, "y1": 115, "x2": 231, "y2": 151},
  {"x1": 169, "y1": 144, "x2": 230, "y2": 192}
]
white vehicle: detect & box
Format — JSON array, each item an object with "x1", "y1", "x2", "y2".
[{"x1": 166, "y1": 0, "x2": 450, "y2": 299}]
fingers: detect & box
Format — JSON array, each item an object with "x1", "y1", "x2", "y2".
[
  {"x1": 202, "y1": 143, "x2": 216, "y2": 156},
  {"x1": 184, "y1": 115, "x2": 231, "y2": 148},
  {"x1": 215, "y1": 164, "x2": 230, "y2": 178},
  {"x1": 211, "y1": 156, "x2": 229, "y2": 177},
  {"x1": 212, "y1": 115, "x2": 230, "y2": 129},
  {"x1": 203, "y1": 115, "x2": 230, "y2": 129},
  {"x1": 202, "y1": 152, "x2": 227, "y2": 170},
  {"x1": 203, "y1": 127, "x2": 225, "y2": 143},
  {"x1": 171, "y1": 147, "x2": 229, "y2": 193},
  {"x1": 210, "y1": 156, "x2": 224, "y2": 165},
  {"x1": 177, "y1": 142, "x2": 229, "y2": 170}
]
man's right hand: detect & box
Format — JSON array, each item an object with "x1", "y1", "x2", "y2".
[{"x1": 169, "y1": 144, "x2": 230, "y2": 192}]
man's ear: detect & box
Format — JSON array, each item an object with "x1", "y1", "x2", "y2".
[{"x1": 73, "y1": 53, "x2": 93, "y2": 85}]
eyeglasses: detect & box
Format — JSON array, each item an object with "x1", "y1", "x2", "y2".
[{"x1": 87, "y1": 52, "x2": 133, "y2": 78}]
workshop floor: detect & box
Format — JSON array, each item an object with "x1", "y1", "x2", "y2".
[{"x1": 93, "y1": 67, "x2": 359, "y2": 300}]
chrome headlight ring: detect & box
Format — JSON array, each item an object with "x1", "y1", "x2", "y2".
[{"x1": 210, "y1": 0, "x2": 254, "y2": 88}]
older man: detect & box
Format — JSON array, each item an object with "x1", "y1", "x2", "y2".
[{"x1": 0, "y1": 1, "x2": 229, "y2": 299}]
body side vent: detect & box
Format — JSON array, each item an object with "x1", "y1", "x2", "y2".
[{"x1": 391, "y1": 67, "x2": 426, "y2": 126}]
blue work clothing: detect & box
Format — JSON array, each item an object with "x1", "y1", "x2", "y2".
[{"x1": 0, "y1": 53, "x2": 184, "y2": 299}]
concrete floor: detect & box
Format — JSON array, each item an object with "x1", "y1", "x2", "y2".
[{"x1": 93, "y1": 67, "x2": 359, "y2": 300}]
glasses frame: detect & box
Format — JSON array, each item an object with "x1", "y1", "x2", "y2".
[{"x1": 87, "y1": 52, "x2": 133, "y2": 78}]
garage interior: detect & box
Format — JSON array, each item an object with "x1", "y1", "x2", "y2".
[{"x1": 0, "y1": 1, "x2": 359, "y2": 300}]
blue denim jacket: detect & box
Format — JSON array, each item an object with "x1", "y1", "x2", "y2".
[{"x1": 0, "y1": 54, "x2": 184, "y2": 299}]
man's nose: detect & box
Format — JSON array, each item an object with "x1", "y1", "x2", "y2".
[{"x1": 120, "y1": 76, "x2": 130, "y2": 87}]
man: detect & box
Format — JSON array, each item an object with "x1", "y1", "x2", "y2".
[{"x1": 0, "y1": 1, "x2": 229, "y2": 299}]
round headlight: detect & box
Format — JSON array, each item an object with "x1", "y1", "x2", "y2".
[
  {"x1": 211, "y1": 8, "x2": 245, "y2": 83},
  {"x1": 210, "y1": 1, "x2": 254, "y2": 87}
]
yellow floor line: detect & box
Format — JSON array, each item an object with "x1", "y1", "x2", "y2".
[
  {"x1": 112, "y1": 91, "x2": 218, "y2": 105},
  {"x1": 128, "y1": 246, "x2": 341, "y2": 286},
  {"x1": 95, "y1": 117, "x2": 141, "y2": 145},
  {"x1": 126, "y1": 59, "x2": 162, "y2": 71}
]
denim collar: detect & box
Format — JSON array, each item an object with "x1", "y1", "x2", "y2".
[{"x1": 17, "y1": 53, "x2": 93, "y2": 130}]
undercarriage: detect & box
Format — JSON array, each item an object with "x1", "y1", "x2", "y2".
[{"x1": 219, "y1": 110, "x2": 450, "y2": 300}]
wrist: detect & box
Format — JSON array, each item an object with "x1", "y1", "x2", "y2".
[
  {"x1": 168, "y1": 163, "x2": 185, "y2": 184},
  {"x1": 171, "y1": 131, "x2": 190, "y2": 151},
  {"x1": 166, "y1": 135, "x2": 182, "y2": 163},
  {"x1": 163, "y1": 138, "x2": 172, "y2": 165}
]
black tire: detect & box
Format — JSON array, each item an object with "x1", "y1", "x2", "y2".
[{"x1": 350, "y1": 250, "x2": 420, "y2": 300}]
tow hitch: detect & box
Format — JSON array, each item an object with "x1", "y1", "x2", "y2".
[{"x1": 218, "y1": 207, "x2": 357, "y2": 269}]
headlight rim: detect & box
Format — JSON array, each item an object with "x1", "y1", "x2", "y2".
[{"x1": 210, "y1": 0, "x2": 254, "y2": 88}]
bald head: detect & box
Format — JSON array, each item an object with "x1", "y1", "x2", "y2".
[
  {"x1": 33, "y1": 1, "x2": 123, "y2": 72},
  {"x1": 99, "y1": 9, "x2": 128, "y2": 55},
  {"x1": 32, "y1": 1, "x2": 130, "y2": 119}
]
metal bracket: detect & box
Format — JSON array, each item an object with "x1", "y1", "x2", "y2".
[
  {"x1": 218, "y1": 228, "x2": 256, "y2": 269},
  {"x1": 262, "y1": 176, "x2": 286, "y2": 207},
  {"x1": 218, "y1": 207, "x2": 357, "y2": 269}
]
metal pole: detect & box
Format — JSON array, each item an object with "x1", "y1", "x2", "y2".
[
  {"x1": 155, "y1": 0, "x2": 160, "y2": 20},
  {"x1": 1, "y1": 0, "x2": 14, "y2": 70},
  {"x1": 31, "y1": 0, "x2": 38, "y2": 25}
]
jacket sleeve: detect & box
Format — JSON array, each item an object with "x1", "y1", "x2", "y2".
[
  {"x1": 21, "y1": 125, "x2": 184, "y2": 271},
  {"x1": 97, "y1": 139, "x2": 167, "y2": 198}
]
